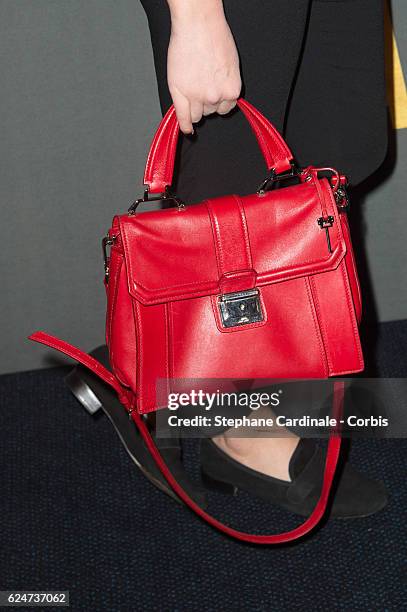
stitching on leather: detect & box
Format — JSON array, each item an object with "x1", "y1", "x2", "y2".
[
  {"x1": 144, "y1": 107, "x2": 177, "y2": 188},
  {"x1": 131, "y1": 261, "x2": 345, "y2": 305},
  {"x1": 256, "y1": 119, "x2": 287, "y2": 160},
  {"x1": 128, "y1": 290, "x2": 138, "y2": 395},
  {"x1": 120, "y1": 218, "x2": 218, "y2": 291},
  {"x1": 204, "y1": 200, "x2": 223, "y2": 277},
  {"x1": 205, "y1": 199, "x2": 226, "y2": 275},
  {"x1": 304, "y1": 277, "x2": 329, "y2": 377},
  {"x1": 144, "y1": 114, "x2": 166, "y2": 183},
  {"x1": 233, "y1": 194, "x2": 253, "y2": 269},
  {"x1": 122, "y1": 183, "x2": 345, "y2": 302},
  {"x1": 161, "y1": 122, "x2": 178, "y2": 190},
  {"x1": 134, "y1": 300, "x2": 143, "y2": 407},
  {"x1": 308, "y1": 276, "x2": 334, "y2": 375},
  {"x1": 108, "y1": 254, "x2": 132, "y2": 389},
  {"x1": 135, "y1": 277, "x2": 217, "y2": 291},
  {"x1": 167, "y1": 302, "x2": 173, "y2": 386},
  {"x1": 256, "y1": 254, "x2": 342, "y2": 276},
  {"x1": 129, "y1": 239, "x2": 343, "y2": 292},
  {"x1": 169, "y1": 300, "x2": 175, "y2": 384},
  {"x1": 164, "y1": 303, "x2": 171, "y2": 399},
  {"x1": 130, "y1": 250, "x2": 341, "y2": 294},
  {"x1": 147, "y1": 103, "x2": 292, "y2": 190},
  {"x1": 128, "y1": 230, "x2": 344, "y2": 296},
  {"x1": 107, "y1": 254, "x2": 122, "y2": 361},
  {"x1": 247, "y1": 102, "x2": 291, "y2": 156},
  {"x1": 339, "y1": 261, "x2": 364, "y2": 369},
  {"x1": 131, "y1": 248, "x2": 341, "y2": 291},
  {"x1": 240, "y1": 101, "x2": 290, "y2": 164},
  {"x1": 249, "y1": 120, "x2": 273, "y2": 167},
  {"x1": 130, "y1": 252, "x2": 344, "y2": 302}
]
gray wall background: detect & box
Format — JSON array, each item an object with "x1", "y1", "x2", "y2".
[{"x1": 1, "y1": 0, "x2": 406, "y2": 374}]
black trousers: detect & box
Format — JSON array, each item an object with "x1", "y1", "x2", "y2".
[{"x1": 141, "y1": 0, "x2": 387, "y2": 200}]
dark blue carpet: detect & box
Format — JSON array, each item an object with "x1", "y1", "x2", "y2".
[{"x1": 1, "y1": 320, "x2": 406, "y2": 611}]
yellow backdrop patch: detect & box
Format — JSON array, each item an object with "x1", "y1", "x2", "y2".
[{"x1": 385, "y1": 1, "x2": 407, "y2": 129}]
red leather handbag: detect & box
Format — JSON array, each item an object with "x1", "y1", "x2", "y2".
[{"x1": 30, "y1": 99, "x2": 363, "y2": 543}]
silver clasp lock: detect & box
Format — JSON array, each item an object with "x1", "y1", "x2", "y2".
[{"x1": 218, "y1": 289, "x2": 263, "y2": 328}]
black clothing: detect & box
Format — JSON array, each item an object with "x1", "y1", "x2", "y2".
[{"x1": 141, "y1": 0, "x2": 387, "y2": 200}]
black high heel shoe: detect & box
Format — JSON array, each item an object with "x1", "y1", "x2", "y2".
[
  {"x1": 66, "y1": 345, "x2": 207, "y2": 507},
  {"x1": 201, "y1": 438, "x2": 388, "y2": 518}
]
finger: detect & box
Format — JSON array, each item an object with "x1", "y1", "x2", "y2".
[
  {"x1": 171, "y1": 91, "x2": 193, "y2": 134},
  {"x1": 203, "y1": 103, "x2": 218, "y2": 116},
  {"x1": 190, "y1": 101, "x2": 204, "y2": 124},
  {"x1": 217, "y1": 99, "x2": 237, "y2": 116}
]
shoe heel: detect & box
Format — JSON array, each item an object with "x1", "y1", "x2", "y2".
[
  {"x1": 201, "y1": 471, "x2": 238, "y2": 496},
  {"x1": 65, "y1": 368, "x2": 102, "y2": 415}
]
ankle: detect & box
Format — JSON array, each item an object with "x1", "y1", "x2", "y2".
[
  {"x1": 212, "y1": 434, "x2": 300, "y2": 482},
  {"x1": 213, "y1": 435, "x2": 256, "y2": 458}
]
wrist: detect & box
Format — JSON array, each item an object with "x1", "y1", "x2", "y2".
[{"x1": 167, "y1": 0, "x2": 225, "y2": 27}]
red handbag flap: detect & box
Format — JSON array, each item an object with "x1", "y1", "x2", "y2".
[{"x1": 117, "y1": 179, "x2": 346, "y2": 305}]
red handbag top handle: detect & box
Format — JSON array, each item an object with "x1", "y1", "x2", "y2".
[{"x1": 143, "y1": 98, "x2": 294, "y2": 194}]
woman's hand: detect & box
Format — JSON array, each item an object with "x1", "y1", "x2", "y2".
[{"x1": 167, "y1": 0, "x2": 242, "y2": 134}]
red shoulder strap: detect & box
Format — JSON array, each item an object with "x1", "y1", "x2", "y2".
[{"x1": 29, "y1": 331, "x2": 344, "y2": 544}]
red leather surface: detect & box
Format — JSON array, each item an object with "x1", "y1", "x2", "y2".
[
  {"x1": 237, "y1": 98, "x2": 293, "y2": 174},
  {"x1": 106, "y1": 173, "x2": 363, "y2": 413},
  {"x1": 144, "y1": 98, "x2": 293, "y2": 193},
  {"x1": 29, "y1": 100, "x2": 363, "y2": 542},
  {"x1": 119, "y1": 180, "x2": 345, "y2": 306},
  {"x1": 310, "y1": 263, "x2": 364, "y2": 375},
  {"x1": 105, "y1": 244, "x2": 138, "y2": 390},
  {"x1": 143, "y1": 105, "x2": 180, "y2": 194}
]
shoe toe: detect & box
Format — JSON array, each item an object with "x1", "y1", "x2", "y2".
[{"x1": 330, "y1": 463, "x2": 388, "y2": 518}]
